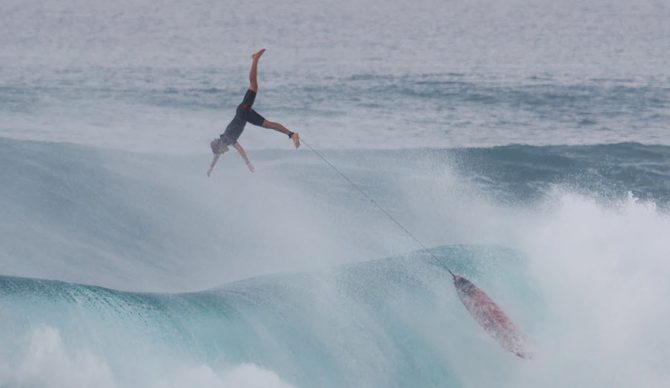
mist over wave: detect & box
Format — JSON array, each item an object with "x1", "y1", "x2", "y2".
[{"x1": 2, "y1": 138, "x2": 669, "y2": 289}]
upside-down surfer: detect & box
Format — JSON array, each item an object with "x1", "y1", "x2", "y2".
[{"x1": 207, "y1": 49, "x2": 300, "y2": 176}]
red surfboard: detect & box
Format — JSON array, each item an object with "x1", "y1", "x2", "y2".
[{"x1": 450, "y1": 270, "x2": 530, "y2": 359}]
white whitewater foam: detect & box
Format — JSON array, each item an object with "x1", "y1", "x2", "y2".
[{"x1": 0, "y1": 326, "x2": 295, "y2": 388}]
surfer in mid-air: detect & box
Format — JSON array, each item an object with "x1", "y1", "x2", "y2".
[{"x1": 208, "y1": 49, "x2": 300, "y2": 176}]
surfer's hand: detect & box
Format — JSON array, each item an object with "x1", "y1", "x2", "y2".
[
  {"x1": 246, "y1": 161, "x2": 255, "y2": 173},
  {"x1": 207, "y1": 166, "x2": 213, "y2": 177}
]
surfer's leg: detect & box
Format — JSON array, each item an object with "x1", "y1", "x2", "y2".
[
  {"x1": 239, "y1": 89, "x2": 256, "y2": 109},
  {"x1": 261, "y1": 120, "x2": 290, "y2": 134},
  {"x1": 262, "y1": 120, "x2": 300, "y2": 148},
  {"x1": 246, "y1": 109, "x2": 265, "y2": 126},
  {"x1": 248, "y1": 49, "x2": 265, "y2": 92}
]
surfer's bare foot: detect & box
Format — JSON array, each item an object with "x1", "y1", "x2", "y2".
[
  {"x1": 252, "y1": 49, "x2": 266, "y2": 61},
  {"x1": 290, "y1": 132, "x2": 300, "y2": 148}
]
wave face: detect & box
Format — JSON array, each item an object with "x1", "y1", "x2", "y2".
[
  {"x1": 0, "y1": 246, "x2": 531, "y2": 388},
  {"x1": 446, "y1": 142, "x2": 670, "y2": 204},
  {"x1": 2, "y1": 138, "x2": 670, "y2": 386}
]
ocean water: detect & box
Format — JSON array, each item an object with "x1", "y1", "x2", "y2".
[{"x1": 1, "y1": 0, "x2": 670, "y2": 387}]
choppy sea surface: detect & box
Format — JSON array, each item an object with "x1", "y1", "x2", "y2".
[{"x1": 1, "y1": 1, "x2": 669, "y2": 387}]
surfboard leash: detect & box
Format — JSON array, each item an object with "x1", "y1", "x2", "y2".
[{"x1": 301, "y1": 138, "x2": 444, "y2": 266}]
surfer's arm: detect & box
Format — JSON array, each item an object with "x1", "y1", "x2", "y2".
[
  {"x1": 234, "y1": 142, "x2": 254, "y2": 172},
  {"x1": 207, "y1": 154, "x2": 220, "y2": 177}
]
